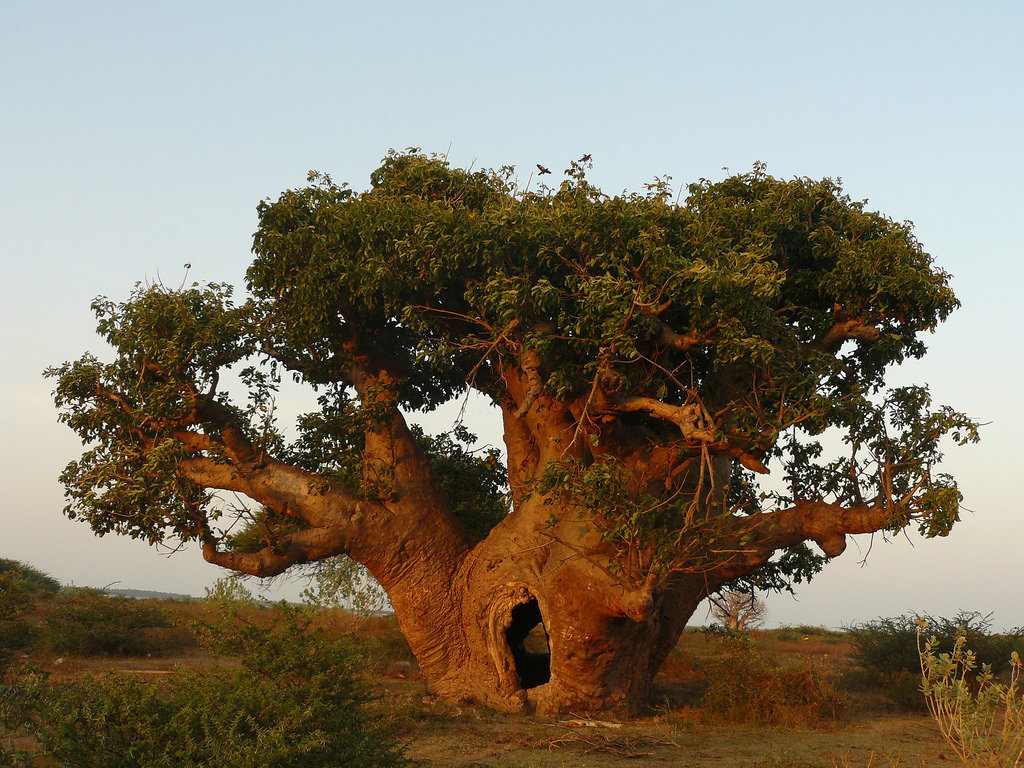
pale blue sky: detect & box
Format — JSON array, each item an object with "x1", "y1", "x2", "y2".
[{"x1": 2, "y1": 2, "x2": 1021, "y2": 626}]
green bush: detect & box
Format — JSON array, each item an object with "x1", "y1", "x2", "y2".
[
  {"x1": 699, "y1": 632, "x2": 846, "y2": 728},
  {"x1": 0, "y1": 560, "x2": 60, "y2": 599},
  {"x1": 849, "y1": 611, "x2": 1024, "y2": 710},
  {"x1": 37, "y1": 588, "x2": 172, "y2": 656},
  {"x1": 204, "y1": 574, "x2": 258, "y2": 607},
  {"x1": 0, "y1": 605, "x2": 408, "y2": 768},
  {"x1": 0, "y1": 561, "x2": 59, "y2": 669},
  {"x1": 0, "y1": 620, "x2": 38, "y2": 657}
]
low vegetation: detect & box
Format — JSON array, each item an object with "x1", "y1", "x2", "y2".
[
  {"x1": 1, "y1": 606, "x2": 408, "y2": 767},
  {"x1": 698, "y1": 629, "x2": 847, "y2": 728},
  {"x1": 849, "y1": 612, "x2": 1024, "y2": 710},
  {"x1": 0, "y1": 560, "x2": 60, "y2": 670},
  {"x1": 4, "y1": 557, "x2": 1024, "y2": 766},
  {"x1": 35, "y1": 587, "x2": 173, "y2": 657}
]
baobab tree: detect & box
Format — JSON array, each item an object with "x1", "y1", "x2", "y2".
[
  {"x1": 49, "y1": 151, "x2": 977, "y2": 713},
  {"x1": 709, "y1": 589, "x2": 767, "y2": 631}
]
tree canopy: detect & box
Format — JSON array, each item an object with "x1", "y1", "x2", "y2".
[{"x1": 50, "y1": 152, "x2": 974, "y2": 583}]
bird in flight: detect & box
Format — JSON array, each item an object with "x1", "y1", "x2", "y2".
[
  {"x1": 580, "y1": 154, "x2": 592, "y2": 163},
  {"x1": 536, "y1": 164, "x2": 551, "y2": 175}
]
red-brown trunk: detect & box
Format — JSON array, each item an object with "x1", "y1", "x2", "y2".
[{"x1": 378, "y1": 504, "x2": 712, "y2": 714}]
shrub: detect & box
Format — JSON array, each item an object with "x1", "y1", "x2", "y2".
[
  {"x1": 0, "y1": 560, "x2": 60, "y2": 598},
  {"x1": 699, "y1": 631, "x2": 846, "y2": 728},
  {"x1": 37, "y1": 588, "x2": 172, "y2": 656},
  {"x1": 0, "y1": 604, "x2": 409, "y2": 768},
  {"x1": 918, "y1": 619, "x2": 1024, "y2": 766},
  {"x1": 0, "y1": 561, "x2": 59, "y2": 668},
  {"x1": 849, "y1": 612, "x2": 1024, "y2": 710}
]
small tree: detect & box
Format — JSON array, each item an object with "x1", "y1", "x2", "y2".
[
  {"x1": 48, "y1": 151, "x2": 977, "y2": 712},
  {"x1": 0, "y1": 560, "x2": 61, "y2": 664},
  {"x1": 204, "y1": 573, "x2": 257, "y2": 607},
  {"x1": 709, "y1": 589, "x2": 767, "y2": 631}
]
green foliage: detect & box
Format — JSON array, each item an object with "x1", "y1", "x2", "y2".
[
  {"x1": 850, "y1": 612, "x2": 1024, "y2": 710},
  {"x1": 48, "y1": 149, "x2": 974, "y2": 595},
  {"x1": 699, "y1": 631, "x2": 846, "y2": 727},
  {"x1": 918, "y1": 620, "x2": 1024, "y2": 767},
  {"x1": 37, "y1": 588, "x2": 172, "y2": 657},
  {"x1": 0, "y1": 560, "x2": 60, "y2": 598},
  {"x1": 300, "y1": 556, "x2": 389, "y2": 629},
  {"x1": 0, "y1": 605, "x2": 408, "y2": 768},
  {"x1": 45, "y1": 282, "x2": 264, "y2": 546},
  {"x1": 204, "y1": 574, "x2": 257, "y2": 607}
]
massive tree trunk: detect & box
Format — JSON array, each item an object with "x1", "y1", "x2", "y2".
[
  {"x1": 366, "y1": 497, "x2": 716, "y2": 715},
  {"x1": 446, "y1": 548, "x2": 711, "y2": 713}
]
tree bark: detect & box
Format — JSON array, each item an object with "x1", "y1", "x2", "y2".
[{"x1": 363, "y1": 488, "x2": 716, "y2": 714}]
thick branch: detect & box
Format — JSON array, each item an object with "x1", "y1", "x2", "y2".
[
  {"x1": 616, "y1": 397, "x2": 716, "y2": 442},
  {"x1": 202, "y1": 526, "x2": 350, "y2": 577},
  {"x1": 262, "y1": 335, "x2": 465, "y2": 545},
  {"x1": 179, "y1": 456, "x2": 256, "y2": 496},
  {"x1": 804, "y1": 305, "x2": 881, "y2": 355},
  {"x1": 711, "y1": 501, "x2": 898, "y2": 579},
  {"x1": 513, "y1": 349, "x2": 544, "y2": 418},
  {"x1": 658, "y1": 323, "x2": 707, "y2": 352},
  {"x1": 705, "y1": 441, "x2": 770, "y2": 474},
  {"x1": 172, "y1": 430, "x2": 214, "y2": 452}
]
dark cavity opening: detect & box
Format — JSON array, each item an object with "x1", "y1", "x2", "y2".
[{"x1": 505, "y1": 598, "x2": 551, "y2": 689}]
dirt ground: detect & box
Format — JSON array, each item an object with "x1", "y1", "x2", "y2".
[
  {"x1": 385, "y1": 681, "x2": 949, "y2": 768},
  {"x1": 403, "y1": 716, "x2": 947, "y2": 768}
]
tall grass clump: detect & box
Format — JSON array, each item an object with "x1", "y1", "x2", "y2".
[
  {"x1": 699, "y1": 631, "x2": 846, "y2": 728},
  {"x1": 0, "y1": 603, "x2": 409, "y2": 768},
  {"x1": 918, "y1": 619, "x2": 1024, "y2": 767},
  {"x1": 849, "y1": 612, "x2": 1024, "y2": 710}
]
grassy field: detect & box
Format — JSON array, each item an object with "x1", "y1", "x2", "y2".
[{"x1": 2, "y1": 595, "x2": 956, "y2": 768}]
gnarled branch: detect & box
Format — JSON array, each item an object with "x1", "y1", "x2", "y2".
[
  {"x1": 711, "y1": 500, "x2": 900, "y2": 579},
  {"x1": 658, "y1": 323, "x2": 710, "y2": 352},
  {"x1": 616, "y1": 396, "x2": 717, "y2": 442},
  {"x1": 804, "y1": 305, "x2": 881, "y2": 355},
  {"x1": 202, "y1": 525, "x2": 350, "y2": 577}
]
